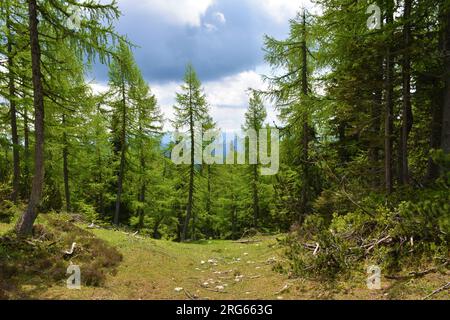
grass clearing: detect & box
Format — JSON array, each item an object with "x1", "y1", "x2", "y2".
[{"x1": 0, "y1": 215, "x2": 448, "y2": 300}]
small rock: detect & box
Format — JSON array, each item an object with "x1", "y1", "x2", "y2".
[{"x1": 174, "y1": 287, "x2": 183, "y2": 293}]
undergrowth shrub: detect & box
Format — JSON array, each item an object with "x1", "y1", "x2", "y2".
[{"x1": 284, "y1": 188, "x2": 450, "y2": 281}]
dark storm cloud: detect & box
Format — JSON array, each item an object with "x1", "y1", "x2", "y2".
[{"x1": 90, "y1": 0, "x2": 290, "y2": 82}]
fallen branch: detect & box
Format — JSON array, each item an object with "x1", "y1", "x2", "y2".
[
  {"x1": 422, "y1": 282, "x2": 450, "y2": 300},
  {"x1": 386, "y1": 262, "x2": 448, "y2": 280},
  {"x1": 183, "y1": 289, "x2": 198, "y2": 300},
  {"x1": 313, "y1": 243, "x2": 320, "y2": 256},
  {"x1": 63, "y1": 242, "x2": 77, "y2": 256},
  {"x1": 200, "y1": 287, "x2": 228, "y2": 294},
  {"x1": 365, "y1": 235, "x2": 392, "y2": 253},
  {"x1": 233, "y1": 239, "x2": 262, "y2": 244},
  {"x1": 275, "y1": 284, "x2": 290, "y2": 295}
]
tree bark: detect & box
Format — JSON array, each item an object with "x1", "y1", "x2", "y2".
[
  {"x1": 138, "y1": 145, "x2": 146, "y2": 229},
  {"x1": 62, "y1": 114, "x2": 71, "y2": 212},
  {"x1": 300, "y1": 9, "x2": 309, "y2": 223},
  {"x1": 252, "y1": 164, "x2": 260, "y2": 228},
  {"x1": 400, "y1": 0, "x2": 413, "y2": 185},
  {"x1": 23, "y1": 102, "x2": 30, "y2": 197},
  {"x1": 442, "y1": 7, "x2": 450, "y2": 154},
  {"x1": 231, "y1": 194, "x2": 237, "y2": 240},
  {"x1": 384, "y1": 0, "x2": 395, "y2": 195},
  {"x1": 114, "y1": 77, "x2": 127, "y2": 226},
  {"x1": 7, "y1": 14, "x2": 20, "y2": 203},
  {"x1": 137, "y1": 184, "x2": 145, "y2": 229},
  {"x1": 16, "y1": 0, "x2": 45, "y2": 236},
  {"x1": 182, "y1": 106, "x2": 195, "y2": 241},
  {"x1": 206, "y1": 165, "x2": 211, "y2": 216},
  {"x1": 369, "y1": 59, "x2": 383, "y2": 188}
]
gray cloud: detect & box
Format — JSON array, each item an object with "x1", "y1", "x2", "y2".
[{"x1": 90, "y1": 0, "x2": 293, "y2": 83}]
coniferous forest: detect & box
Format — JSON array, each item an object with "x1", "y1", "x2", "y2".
[{"x1": 0, "y1": 0, "x2": 449, "y2": 301}]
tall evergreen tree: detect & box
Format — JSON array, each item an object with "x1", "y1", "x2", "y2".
[{"x1": 172, "y1": 64, "x2": 209, "y2": 241}]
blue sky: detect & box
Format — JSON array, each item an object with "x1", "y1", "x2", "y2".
[{"x1": 90, "y1": 0, "x2": 313, "y2": 131}]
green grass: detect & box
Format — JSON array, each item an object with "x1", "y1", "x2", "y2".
[{"x1": 1, "y1": 217, "x2": 448, "y2": 300}]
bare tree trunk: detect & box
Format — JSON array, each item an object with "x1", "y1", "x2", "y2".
[
  {"x1": 369, "y1": 58, "x2": 383, "y2": 188},
  {"x1": 23, "y1": 103, "x2": 30, "y2": 197},
  {"x1": 7, "y1": 15, "x2": 20, "y2": 203},
  {"x1": 62, "y1": 114, "x2": 71, "y2": 212},
  {"x1": 442, "y1": 7, "x2": 450, "y2": 155},
  {"x1": 400, "y1": 0, "x2": 413, "y2": 185},
  {"x1": 384, "y1": 0, "x2": 394, "y2": 195},
  {"x1": 16, "y1": 0, "x2": 45, "y2": 236}
]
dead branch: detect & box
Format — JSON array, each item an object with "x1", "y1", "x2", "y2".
[
  {"x1": 386, "y1": 262, "x2": 448, "y2": 280},
  {"x1": 201, "y1": 287, "x2": 229, "y2": 294},
  {"x1": 233, "y1": 239, "x2": 262, "y2": 244},
  {"x1": 183, "y1": 289, "x2": 198, "y2": 300},
  {"x1": 422, "y1": 282, "x2": 450, "y2": 300}
]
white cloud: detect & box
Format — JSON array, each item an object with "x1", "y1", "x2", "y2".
[
  {"x1": 123, "y1": 0, "x2": 215, "y2": 27},
  {"x1": 89, "y1": 82, "x2": 109, "y2": 94},
  {"x1": 214, "y1": 12, "x2": 226, "y2": 24},
  {"x1": 152, "y1": 69, "x2": 278, "y2": 132},
  {"x1": 256, "y1": 0, "x2": 315, "y2": 24},
  {"x1": 89, "y1": 70, "x2": 279, "y2": 133},
  {"x1": 204, "y1": 23, "x2": 218, "y2": 32}
]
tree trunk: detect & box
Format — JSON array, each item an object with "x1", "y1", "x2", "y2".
[
  {"x1": 7, "y1": 15, "x2": 20, "y2": 203},
  {"x1": 300, "y1": 9, "x2": 309, "y2": 223},
  {"x1": 369, "y1": 60, "x2": 383, "y2": 188},
  {"x1": 384, "y1": 1, "x2": 394, "y2": 195},
  {"x1": 23, "y1": 103, "x2": 30, "y2": 197},
  {"x1": 427, "y1": 86, "x2": 443, "y2": 182},
  {"x1": 442, "y1": 7, "x2": 450, "y2": 154},
  {"x1": 182, "y1": 109, "x2": 195, "y2": 241},
  {"x1": 62, "y1": 114, "x2": 71, "y2": 212},
  {"x1": 231, "y1": 195, "x2": 237, "y2": 240},
  {"x1": 137, "y1": 184, "x2": 145, "y2": 229},
  {"x1": 252, "y1": 164, "x2": 260, "y2": 228},
  {"x1": 114, "y1": 78, "x2": 127, "y2": 226},
  {"x1": 400, "y1": 0, "x2": 413, "y2": 185},
  {"x1": 137, "y1": 131, "x2": 146, "y2": 229},
  {"x1": 16, "y1": 0, "x2": 45, "y2": 236},
  {"x1": 206, "y1": 165, "x2": 211, "y2": 216}
]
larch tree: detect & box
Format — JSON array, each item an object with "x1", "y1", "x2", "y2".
[
  {"x1": 15, "y1": 0, "x2": 121, "y2": 236},
  {"x1": 243, "y1": 92, "x2": 267, "y2": 228},
  {"x1": 173, "y1": 64, "x2": 209, "y2": 242}
]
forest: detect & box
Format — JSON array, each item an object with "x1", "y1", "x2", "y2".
[{"x1": 0, "y1": 0, "x2": 449, "y2": 300}]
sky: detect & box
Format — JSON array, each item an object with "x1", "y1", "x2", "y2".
[{"x1": 90, "y1": 0, "x2": 314, "y2": 132}]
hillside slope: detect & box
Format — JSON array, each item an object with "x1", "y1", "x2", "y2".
[{"x1": 0, "y1": 220, "x2": 448, "y2": 300}]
